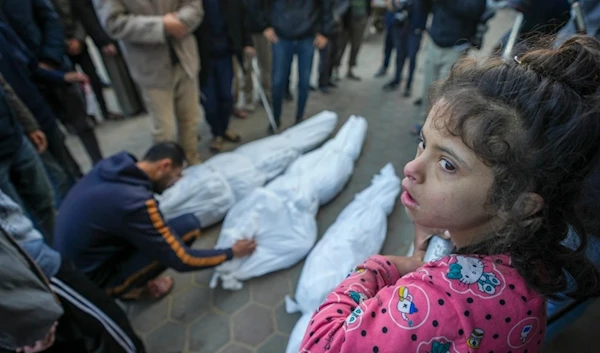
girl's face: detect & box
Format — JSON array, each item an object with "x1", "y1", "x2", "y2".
[{"x1": 401, "y1": 103, "x2": 496, "y2": 248}]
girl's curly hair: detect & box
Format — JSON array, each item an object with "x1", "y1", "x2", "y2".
[{"x1": 429, "y1": 35, "x2": 600, "y2": 299}]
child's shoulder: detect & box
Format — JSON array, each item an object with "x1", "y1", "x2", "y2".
[{"x1": 393, "y1": 254, "x2": 546, "y2": 352}]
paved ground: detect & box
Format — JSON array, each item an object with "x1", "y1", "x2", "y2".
[{"x1": 64, "y1": 9, "x2": 599, "y2": 353}]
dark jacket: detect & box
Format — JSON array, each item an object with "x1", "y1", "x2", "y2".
[
  {"x1": 425, "y1": 0, "x2": 487, "y2": 48},
  {"x1": 51, "y1": 0, "x2": 113, "y2": 49},
  {"x1": 0, "y1": 22, "x2": 58, "y2": 132},
  {"x1": 54, "y1": 152, "x2": 235, "y2": 275},
  {"x1": 0, "y1": 84, "x2": 24, "y2": 159},
  {"x1": 0, "y1": 0, "x2": 71, "y2": 70},
  {"x1": 195, "y1": 0, "x2": 253, "y2": 84},
  {"x1": 251, "y1": 0, "x2": 334, "y2": 40}
]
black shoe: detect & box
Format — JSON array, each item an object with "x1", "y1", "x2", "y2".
[
  {"x1": 383, "y1": 81, "x2": 400, "y2": 91},
  {"x1": 403, "y1": 90, "x2": 411, "y2": 98},
  {"x1": 285, "y1": 90, "x2": 293, "y2": 101},
  {"x1": 319, "y1": 86, "x2": 330, "y2": 94},
  {"x1": 327, "y1": 81, "x2": 337, "y2": 88},
  {"x1": 413, "y1": 98, "x2": 423, "y2": 106},
  {"x1": 374, "y1": 67, "x2": 387, "y2": 77},
  {"x1": 347, "y1": 71, "x2": 361, "y2": 81},
  {"x1": 310, "y1": 85, "x2": 317, "y2": 91}
]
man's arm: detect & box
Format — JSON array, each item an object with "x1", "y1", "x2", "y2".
[
  {"x1": 438, "y1": 0, "x2": 487, "y2": 21},
  {"x1": 92, "y1": 0, "x2": 166, "y2": 44},
  {"x1": 124, "y1": 198, "x2": 234, "y2": 272},
  {"x1": 174, "y1": 0, "x2": 203, "y2": 32},
  {"x1": 318, "y1": 0, "x2": 334, "y2": 36},
  {"x1": 31, "y1": 0, "x2": 67, "y2": 67},
  {"x1": 0, "y1": 75, "x2": 39, "y2": 134}
]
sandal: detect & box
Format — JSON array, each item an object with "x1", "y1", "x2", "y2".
[
  {"x1": 410, "y1": 123, "x2": 423, "y2": 136},
  {"x1": 223, "y1": 131, "x2": 241, "y2": 143},
  {"x1": 232, "y1": 108, "x2": 248, "y2": 119},
  {"x1": 121, "y1": 276, "x2": 174, "y2": 301},
  {"x1": 210, "y1": 136, "x2": 224, "y2": 152}
]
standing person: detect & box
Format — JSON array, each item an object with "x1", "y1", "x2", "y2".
[
  {"x1": 0, "y1": 74, "x2": 57, "y2": 242},
  {"x1": 252, "y1": 0, "x2": 334, "y2": 130},
  {"x1": 0, "y1": 0, "x2": 104, "y2": 166},
  {"x1": 93, "y1": 0, "x2": 204, "y2": 165},
  {"x1": 194, "y1": 0, "x2": 255, "y2": 153},
  {"x1": 382, "y1": 0, "x2": 428, "y2": 96},
  {"x1": 54, "y1": 143, "x2": 256, "y2": 300},
  {"x1": 0, "y1": 190, "x2": 146, "y2": 353},
  {"x1": 318, "y1": 0, "x2": 348, "y2": 93},
  {"x1": 412, "y1": 0, "x2": 486, "y2": 134},
  {"x1": 335, "y1": 0, "x2": 371, "y2": 81},
  {"x1": 51, "y1": 0, "x2": 124, "y2": 122}
]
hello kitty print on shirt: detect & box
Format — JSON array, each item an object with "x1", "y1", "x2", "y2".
[{"x1": 444, "y1": 256, "x2": 505, "y2": 297}]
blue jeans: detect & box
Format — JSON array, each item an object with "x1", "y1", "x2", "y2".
[
  {"x1": 382, "y1": 21, "x2": 395, "y2": 69},
  {"x1": 272, "y1": 37, "x2": 315, "y2": 124},
  {"x1": 0, "y1": 136, "x2": 56, "y2": 242},
  {"x1": 201, "y1": 55, "x2": 234, "y2": 138},
  {"x1": 391, "y1": 26, "x2": 423, "y2": 90}
]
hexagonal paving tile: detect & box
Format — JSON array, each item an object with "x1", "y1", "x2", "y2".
[
  {"x1": 130, "y1": 297, "x2": 170, "y2": 334},
  {"x1": 144, "y1": 321, "x2": 187, "y2": 353},
  {"x1": 274, "y1": 301, "x2": 302, "y2": 335},
  {"x1": 189, "y1": 310, "x2": 230, "y2": 353},
  {"x1": 257, "y1": 334, "x2": 289, "y2": 353},
  {"x1": 249, "y1": 270, "x2": 292, "y2": 307},
  {"x1": 194, "y1": 267, "x2": 214, "y2": 287},
  {"x1": 233, "y1": 303, "x2": 274, "y2": 347},
  {"x1": 214, "y1": 343, "x2": 254, "y2": 353},
  {"x1": 212, "y1": 284, "x2": 251, "y2": 314},
  {"x1": 171, "y1": 285, "x2": 211, "y2": 323},
  {"x1": 288, "y1": 263, "x2": 304, "y2": 292},
  {"x1": 163, "y1": 268, "x2": 193, "y2": 294}
]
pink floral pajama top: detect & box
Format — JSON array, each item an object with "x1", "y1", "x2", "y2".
[{"x1": 300, "y1": 254, "x2": 546, "y2": 353}]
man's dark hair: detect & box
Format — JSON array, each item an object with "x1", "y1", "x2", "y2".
[{"x1": 142, "y1": 142, "x2": 187, "y2": 167}]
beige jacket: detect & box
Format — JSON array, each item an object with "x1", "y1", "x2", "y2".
[{"x1": 93, "y1": 0, "x2": 203, "y2": 89}]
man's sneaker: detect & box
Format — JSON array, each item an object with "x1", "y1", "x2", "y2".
[
  {"x1": 383, "y1": 80, "x2": 400, "y2": 91},
  {"x1": 374, "y1": 67, "x2": 387, "y2": 77}
]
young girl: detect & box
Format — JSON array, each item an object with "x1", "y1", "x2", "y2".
[{"x1": 300, "y1": 35, "x2": 600, "y2": 353}]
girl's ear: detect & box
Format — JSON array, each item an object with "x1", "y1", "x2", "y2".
[{"x1": 521, "y1": 192, "x2": 545, "y2": 218}]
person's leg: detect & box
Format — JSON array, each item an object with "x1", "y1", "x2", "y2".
[
  {"x1": 200, "y1": 62, "x2": 220, "y2": 138},
  {"x1": 57, "y1": 84, "x2": 104, "y2": 164},
  {"x1": 99, "y1": 214, "x2": 202, "y2": 298},
  {"x1": 295, "y1": 37, "x2": 316, "y2": 122},
  {"x1": 139, "y1": 77, "x2": 177, "y2": 143},
  {"x1": 172, "y1": 65, "x2": 201, "y2": 164},
  {"x1": 271, "y1": 39, "x2": 294, "y2": 126},
  {"x1": 9, "y1": 137, "x2": 56, "y2": 242},
  {"x1": 215, "y1": 56, "x2": 236, "y2": 139},
  {"x1": 253, "y1": 34, "x2": 272, "y2": 101},
  {"x1": 416, "y1": 38, "x2": 440, "y2": 121},
  {"x1": 48, "y1": 260, "x2": 146, "y2": 353},
  {"x1": 44, "y1": 123, "x2": 81, "y2": 181},
  {"x1": 439, "y1": 48, "x2": 463, "y2": 81},
  {"x1": 404, "y1": 32, "x2": 423, "y2": 96},
  {"x1": 242, "y1": 54, "x2": 255, "y2": 110},
  {"x1": 40, "y1": 151, "x2": 71, "y2": 206},
  {"x1": 318, "y1": 42, "x2": 330, "y2": 89},
  {"x1": 376, "y1": 23, "x2": 394, "y2": 76},
  {"x1": 347, "y1": 16, "x2": 369, "y2": 79}
]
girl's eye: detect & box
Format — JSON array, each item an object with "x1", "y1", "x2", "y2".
[
  {"x1": 439, "y1": 159, "x2": 456, "y2": 172},
  {"x1": 417, "y1": 137, "x2": 425, "y2": 150}
]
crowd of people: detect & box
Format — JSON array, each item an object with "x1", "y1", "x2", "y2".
[{"x1": 1, "y1": 0, "x2": 600, "y2": 352}]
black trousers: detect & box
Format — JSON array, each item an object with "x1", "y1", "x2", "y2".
[{"x1": 70, "y1": 49, "x2": 110, "y2": 118}]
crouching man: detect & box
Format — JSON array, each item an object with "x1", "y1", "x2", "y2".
[{"x1": 54, "y1": 142, "x2": 255, "y2": 300}]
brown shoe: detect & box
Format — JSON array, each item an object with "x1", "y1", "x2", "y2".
[
  {"x1": 223, "y1": 130, "x2": 241, "y2": 143},
  {"x1": 210, "y1": 136, "x2": 224, "y2": 152}
]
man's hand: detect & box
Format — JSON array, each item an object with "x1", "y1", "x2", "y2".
[
  {"x1": 232, "y1": 239, "x2": 257, "y2": 258},
  {"x1": 313, "y1": 34, "x2": 328, "y2": 49},
  {"x1": 412, "y1": 224, "x2": 451, "y2": 261},
  {"x1": 28, "y1": 130, "x2": 47, "y2": 153},
  {"x1": 244, "y1": 46, "x2": 256, "y2": 58},
  {"x1": 64, "y1": 72, "x2": 89, "y2": 84},
  {"x1": 101, "y1": 43, "x2": 118, "y2": 56},
  {"x1": 38, "y1": 62, "x2": 54, "y2": 71},
  {"x1": 16, "y1": 322, "x2": 58, "y2": 353},
  {"x1": 384, "y1": 255, "x2": 424, "y2": 276},
  {"x1": 67, "y1": 39, "x2": 83, "y2": 56},
  {"x1": 263, "y1": 27, "x2": 278, "y2": 43},
  {"x1": 163, "y1": 13, "x2": 189, "y2": 40}
]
